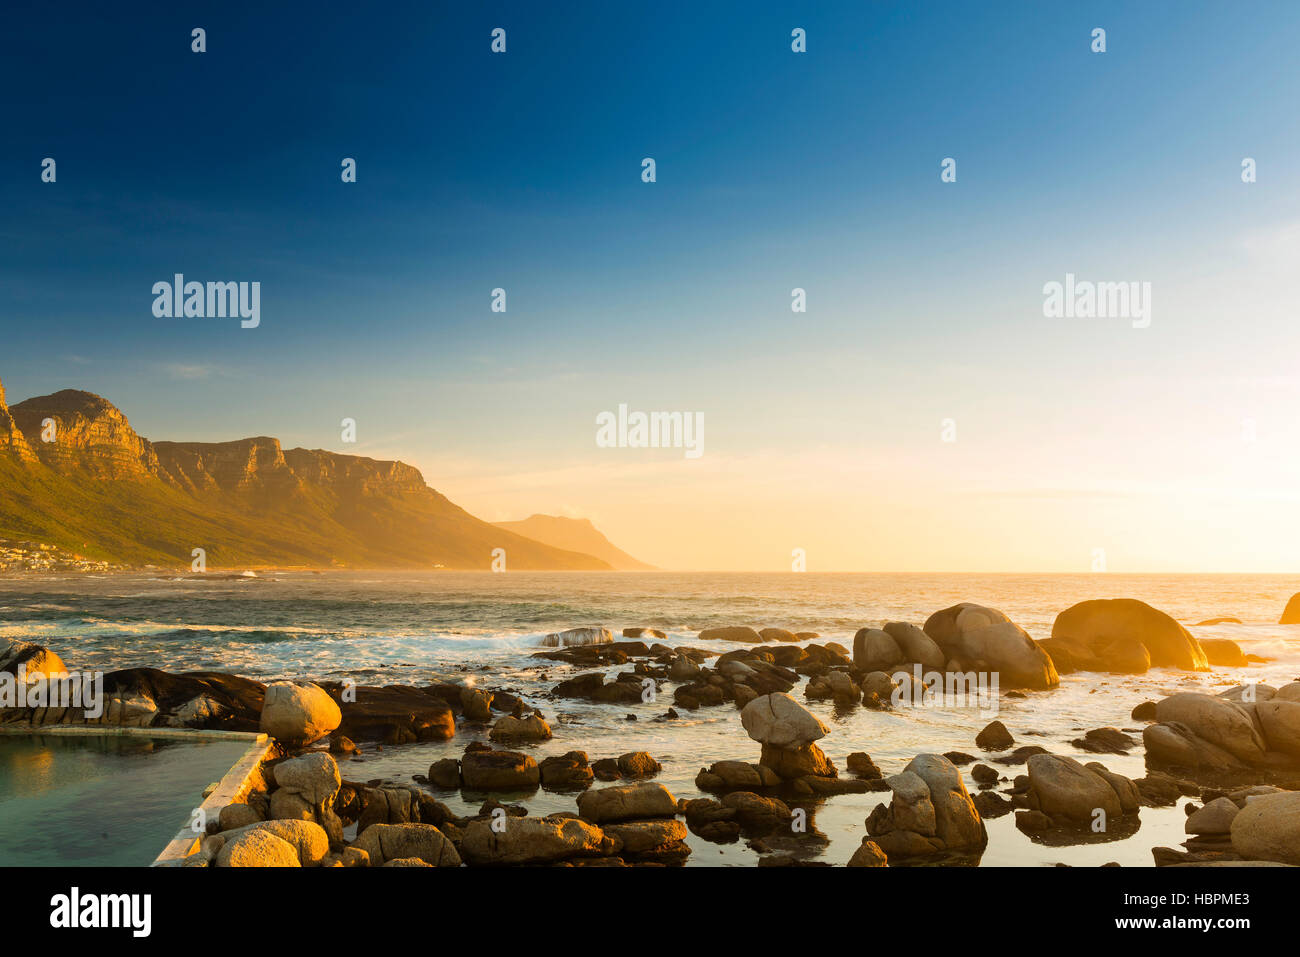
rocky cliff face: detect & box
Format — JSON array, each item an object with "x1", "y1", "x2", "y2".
[
  {"x1": 9, "y1": 389, "x2": 160, "y2": 478},
  {"x1": 0, "y1": 377, "x2": 37, "y2": 464},
  {"x1": 282, "y1": 448, "x2": 428, "y2": 495},
  {"x1": 0, "y1": 378, "x2": 612, "y2": 570},
  {"x1": 155, "y1": 437, "x2": 301, "y2": 495}
]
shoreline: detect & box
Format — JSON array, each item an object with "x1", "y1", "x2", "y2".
[{"x1": 3, "y1": 598, "x2": 1300, "y2": 868}]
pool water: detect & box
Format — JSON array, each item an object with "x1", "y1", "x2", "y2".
[{"x1": 0, "y1": 734, "x2": 254, "y2": 866}]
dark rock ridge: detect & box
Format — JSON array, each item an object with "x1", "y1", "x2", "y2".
[{"x1": 0, "y1": 638, "x2": 468, "y2": 743}]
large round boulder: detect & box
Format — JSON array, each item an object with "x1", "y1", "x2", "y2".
[
  {"x1": 1256, "y1": 700, "x2": 1300, "y2": 756},
  {"x1": 1230, "y1": 791, "x2": 1300, "y2": 865},
  {"x1": 0, "y1": 639, "x2": 67, "y2": 682},
  {"x1": 259, "y1": 681, "x2": 341, "y2": 746},
  {"x1": 577, "y1": 782, "x2": 678, "y2": 823},
  {"x1": 921, "y1": 605, "x2": 1058, "y2": 689},
  {"x1": 218, "y1": 819, "x2": 329, "y2": 866},
  {"x1": 460, "y1": 749, "x2": 540, "y2": 791},
  {"x1": 352, "y1": 823, "x2": 460, "y2": 867},
  {"x1": 852, "y1": 629, "x2": 902, "y2": 671},
  {"x1": 923, "y1": 604, "x2": 1010, "y2": 647},
  {"x1": 271, "y1": 752, "x2": 341, "y2": 807},
  {"x1": 882, "y1": 622, "x2": 946, "y2": 669},
  {"x1": 1051, "y1": 599, "x2": 1208, "y2": 671},
  {"x1": 1153, "y1": 693, "x2": 1266, "y2": 763},
  {"x1": 739, "y1": 692, "x2": 828, "y2": 748},
  {"x1": 215, "y1": 829, "x2": 301, "y2": 868},
  {"x1": 1025, "y1": 754, "x2": 1123, "y2": 824},
  {"x1": 461, "y1": 815, "x2": 613, "y2": 865}
]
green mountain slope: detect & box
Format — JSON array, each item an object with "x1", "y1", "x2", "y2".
[{"x1": 0, "y1": 378, "x2": 610, "y2": 570}]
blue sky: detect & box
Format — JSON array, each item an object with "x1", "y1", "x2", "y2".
[{"x1": 2, "y1": 2, "x2": 1299, "y2": 570}]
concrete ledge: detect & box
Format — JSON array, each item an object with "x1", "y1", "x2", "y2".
[
  {"x1": 0, "y1": 723, "x2": 263, "y2": 741},
  {"x1": 152, "y1": 734, "x2": 276, "y2": 866}
]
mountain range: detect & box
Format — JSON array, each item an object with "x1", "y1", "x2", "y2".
[
  {"x1": 0, "y1": 376, "x2": 650, "y2": 571},
  {"x1": 493, "y1": 514, "x2": 656, "y2": 570}
]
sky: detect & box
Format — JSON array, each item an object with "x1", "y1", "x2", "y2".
[{"x1": 2, "y1": 1, "x2": 1300, "y2": 572}]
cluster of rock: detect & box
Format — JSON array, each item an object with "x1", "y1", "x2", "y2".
[
  {"x1": 424, "y1": 743, "x2": 662, "y2": 793},
  {"x1": 864, "y1": 753, "x2": 987, "y2": 861},
  {"x1": 1135, "y1": 684, "x2": 1300, "y2": 773},
  {"x1": 0, "y1": 638, "x2": 485, "y2": 747},
  {"x1": 1160, "y1": 787, "x2": 1300, "y2": 866},
  {"x1": 549, "y1": 639, "x2": 852, "y2": 712},
  {"x1": 682, "y1": 791, "x2": 796, "y2": 845},
  {"x1": 188, "y1": 750, "x2": 691, "y2": 867}
]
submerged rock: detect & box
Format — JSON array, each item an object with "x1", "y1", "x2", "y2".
[
  {"x1": 460, "y1": 748, "x2": 540, "y2": 791},
  {"x1": 1200, "y1": 638, "x2": 1248, "y2": 667},
  {"x1": 577, "y1": 782, "x2": 678, "y2": 823},
  {"x1": 698, "y1": 626, "x2": 763, "y2": 643},
  {"x1": 488, "y1": 713, "x2": 552, "y2": 742},
  {"x1": 327, "y1": 683, "x2": 454, "y2": 744},
  {"x1": 695, "y1": 760, "x2": 781, "y2": 792},
  {"x1": 976, "y1": 720, "x2": 1014, "y2": 751},
  {"x1": 540, "y1": 626, "x2": 614, "y2": 647},
  {"x1": 539, "y1": 751, "x2": 594, "y2": 790},
  {"x1": 1022, "y1": 754, "x2": 1137, "y2": 825},
  {"x1": 623, "y1": 627, "x2": 666, "y2": 640}
]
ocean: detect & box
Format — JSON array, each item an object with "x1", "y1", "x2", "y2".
[{"x1": 3, "y1": 570, "x2": 1298, "y2": 866}]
